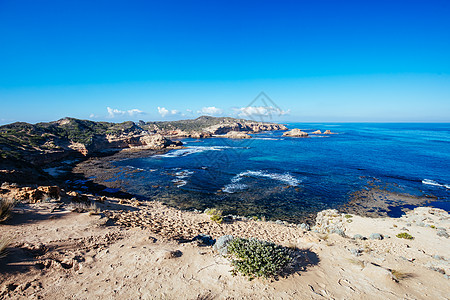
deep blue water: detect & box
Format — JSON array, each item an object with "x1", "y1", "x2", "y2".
[{"x1": 112, "y1": 123, "x2": 450, "y2": 221}]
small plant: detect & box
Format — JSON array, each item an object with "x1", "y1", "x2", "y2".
[
  {"x1": 227, "y1": 237, "x2": 292, "y2": 280},
  {"x1": 390, "y1": 269, "x2": 412, "y2": 282},
  {"x1": 0, "y1": 198, "x2": 15, "y2": 223},
  {"x1": 210, "y1": 214, "x2": 223, "y2": 224},
  {"x1": 205, "y1": 208, "x2": 223, "y2": 224},
  {"x1": 348, "y1": 258, "x2": 365, "y2": 268},
  {"x1": 344, "y1": 214, "x2": 353, "y2": 219},
  {"x1": 430, "y1": 225, "x2": 436, "y2": 229},
  {"x1": 69, "y1": 202, "x2": 100, "y2": 215},
  {"x1": 396, "y1": 232, "x2": 414, "y2": 240},
  {"x1": 0, "y1": 237, "x2": 11, "y2": 259}
]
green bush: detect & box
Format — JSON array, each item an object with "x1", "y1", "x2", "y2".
[
  {"x1": 205, "y1": 208, "x2": 223, "y2": 224},
  {"x1": 396, "y1": 232, "x2": 414, "y2": 240},
  {"x1": 227, "y1": 237, "x2": 292, "y2": 279}
]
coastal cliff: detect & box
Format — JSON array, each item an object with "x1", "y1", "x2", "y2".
[{"x1": 0, "y1": 116, "x2": 286, "y2": 182}]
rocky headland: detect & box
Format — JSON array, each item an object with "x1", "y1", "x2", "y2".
[{"x1": 0, "y1": 116, "x2": 286, "y2": 184}]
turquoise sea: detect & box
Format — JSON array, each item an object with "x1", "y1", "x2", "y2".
[{"x1": 111, "y1": 123, "x2": 450, "y2": 222}]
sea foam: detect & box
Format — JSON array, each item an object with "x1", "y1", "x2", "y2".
[
  {"x1": 222, "y1": 170, "x2": 300, "y2": 193},
  {"x1": 155, "y1": 146, "x2": 234, "y2": 158},
  {"x1": 422, "y1": 179, "x2": 450, "y2": 189}
]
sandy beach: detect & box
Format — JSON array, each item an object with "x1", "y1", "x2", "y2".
[{"x1": 1, "y1": 186, "x2": 449, "y2": 299}]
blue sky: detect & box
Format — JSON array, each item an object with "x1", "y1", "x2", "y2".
[{"x1": 0, "y1": 0, "x2": 449, "y2": 124}]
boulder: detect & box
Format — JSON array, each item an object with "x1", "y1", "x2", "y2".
[
  {"x1": 282, "y1": 129, "x2": 309, "y2": 137},
  {"x1": 189, "y1": 131, "x2": 212, "y2": 139},
  {"x1": 311, "y1": 130, "x2": 322, "y2": 134},
  {"x1": 37, "y1": 186, "x2": 61, "y2": 199},
  {"x1": 139, "y1": 134, "x2": 172, "y2": 150},
  {"x1": 223, "y1": 131, "x2": 251, "y2": 139},
  {"x1": 213, "y1": 235, "x2": 234, "y2": 255},
  {"x1": 323, "y1": 130, "x2": 336, "y2": 134}
]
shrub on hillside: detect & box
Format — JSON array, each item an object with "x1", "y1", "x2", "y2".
[{"x1": 227, "y1": 237, "x2": 292, "y2": 279}]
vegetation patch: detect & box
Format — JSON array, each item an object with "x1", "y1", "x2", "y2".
[
  {"x1": 0, "y1": 237, "x2": 11, "y2": 259},
  {"x1": 396, "y1": 232, "x2": 414, "y2": 240},
  {"x1": 0, "y1": 198, "x2": 15, "y2": 223},
  {"x1": 205, "y1": 208, "x2": 223, "y2": 224},
  {"x1": 227, "y1": 237, "x2": 292, "y2": 280}
]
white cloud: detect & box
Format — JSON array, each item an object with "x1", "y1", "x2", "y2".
[
  {"x1": 234, "y1": 106, "x2": 290, "y2": 118},
  {"x1": 157, "y1": 107, "x2": 169, "y2": 117},
  {"x1": 197, "y1": 106, "x2": 224, "y2": 116},
  {"x1": 107, "y1": 107, "x2": 144, "y2": 118},
  {"x1": 157, "y1": 107, "x2": 181, "y2": 118}
]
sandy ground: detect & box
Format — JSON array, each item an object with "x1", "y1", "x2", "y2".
[{"x1": 1, "y1": 196, "x2": 449, "y2": 300}]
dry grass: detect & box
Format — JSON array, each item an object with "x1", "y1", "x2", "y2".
[
  {"x1": 0, "y1": 198, "x2": 15, "y2": 223},
  {"x1": 390, "y1": 269, "x2": 414, "y2": 282},
  {"x1": 348, "y1": 258, "x2": 365, "y2": 269},
  {"x1": 0, "y1": 236, "x2": 11, "y2": 259},
  {"x1": 69, "y1": 202, "x2": 100, "y2": 215}
]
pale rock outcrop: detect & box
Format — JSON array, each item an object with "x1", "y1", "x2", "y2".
[
  {"x1": 139, "y1": 134, "x2": 173, "y2": 150},
  {"x1": 323, "y1": 130, "x2": 336, "y2": 134},
  {"x1": 222, "y1": 131, "x2": 251, "y2": 139},
  {"x1": 311, "y1": 130, "x2": 322, "y2": 134},
  {"x1": 68, "y1": 142, "x2": 89, "y2": 156},
  {"x1": 206, "y1": 122, "x2": 286, "y2": 135},
  {"x1": 282, "y1": 129, "x2": 309, "y2": 137}
]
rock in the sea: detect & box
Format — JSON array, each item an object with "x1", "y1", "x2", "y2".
[
  {"x1": 311, "y1": 130, "x2": 322, "y2": 134},
  {"x1": 323, "y1": 130, "x2": 336, "y2": 134},
  {"x1": 369, "y1": 233, "x2": 384, "y2": 240},
  {"x1": 213, "y1": 235, "x2": 234, "y2": 255},
  {"x1": 282, "y1": 129, "x2": 309, "y2": 137},
  {"x1": 223, "y1": 131, "x2": 251, "y2": 139}
]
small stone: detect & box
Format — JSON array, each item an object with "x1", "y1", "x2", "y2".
[
  {"x1": 331, "y1": 228, "x2": 346, "y2": 237},
  {"x1": 353, "y1": 234, "x2": 366, "y2": 240},
  {"x1": 299, "y1": 223, "x2": 310, "y2": 231},
  {"x1": 437, "y1": 230, "x2": 449, "y2": 238},
  {"x1": 162, "y1": 250, "x2": 182, "y2": 259},
  {"x1": 369, "y1": 233, "x2": 383, "y2": 240},
  {"x1": 192, "y1": 234, "x2": 215, "y2": 246},
  {"x1": 350, "y1": 248, "x2": 363, "y2": 256}
]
